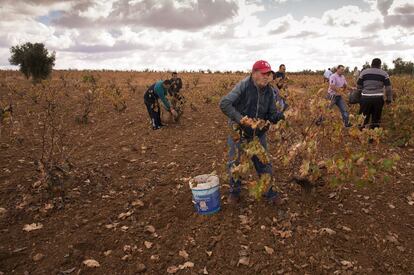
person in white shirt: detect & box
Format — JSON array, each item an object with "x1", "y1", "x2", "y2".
[{"x1": 323, "y1": 68, "x2": 332, "y2": 83}]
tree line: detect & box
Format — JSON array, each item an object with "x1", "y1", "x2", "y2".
[{"x1": 7, "y1": 42, "x2": 414, "y2": 83}]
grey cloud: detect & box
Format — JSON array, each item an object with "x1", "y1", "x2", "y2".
[
  {"x1": 377, "y1": 0, "x2": 393, "y2": 16},
  {"x1": 60, "y1": 41, "x2": 147, "y2": 53},
  {"x1": 341, "y1": 20, "x2": 358, "y2": 27},
  {"x1": 269, "y1": 23, "x2": 290, "y2": 35},
  {"x1": 346, "y1": 36, "x2": 412, "y2": 51},
  {"x1": 0, "y1": 1, "x2": 89, "y2": 21},
  {"x1": 394, "y1": 3, "x2": 414, "y2": 14},
  {"x1": 323, "y1": 12, "x2": 359, "y2": 27},
  {"x1": 53, "y1": 13, "x2": 93, "y2": 28},
  {"x1": 51, "y1": 0, "x2": 99, "y2": 28},
  {"x1": 285, "y1": 31, "x2": 319, "y2": 39},
  {"x1": 325, "y1": 16, "x2": 334, "y2": 26},
  {"x1": 111, "y1": 0, "x2": 238, "y2": 30},
  {"x1": 70, "y1": 0, "x2": 94, "y2": 11},
  {"x1": 76, "y1": 51, "x2": 138, "y2": 61},
  {"x1": 384, "y1": 14, "x2": 414, "y2": 28},
  {"x1": 347, "y1": 36, "x2": 378, "y2": 47},
  {"x1": 109, "y1": 29, "x2": 123, "y2": 39},
  {"x1": 181, "y1": 38, "x2": 204, "y2": 51},
  {"x1": 2, "y1": 0, "x2": 65, "y2": 5},
  {"x1": 53, "y1": 0, "x2": 238, "y2": 31},
  {"x1": 362, "y1": 20, "x2": 383, "y2": 32}
]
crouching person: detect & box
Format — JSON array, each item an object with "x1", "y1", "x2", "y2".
[
  {"x1": 144, "y1": 79, "x2": 178, "y2": 130},
  {"x1": 219, "y1": 60, "x2": 284, "y2": 206}
]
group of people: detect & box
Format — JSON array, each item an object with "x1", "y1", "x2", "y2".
[
  {"x1": 143, "y1": 58, "x2": 392, "y2": 206},
  {"x1": 143, "y1": 65, "x2": 290, "y2": 131},
  {"x1": 219, "y1": 58, "x2": 392, "y2": 205},
  {"x1": 325, "y1": 58, "x2": 392, "y2": 129}
]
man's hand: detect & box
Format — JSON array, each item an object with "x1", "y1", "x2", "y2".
[
  {"x1": 240, "y1": 116, "x2": 254, "y2": 127},
  {"x1": 259, "y1": 120, "x2": 272, "y2": 131},
  {"x1": 336, "y1": 87, "x2": 348, "y2": 97},
  {"x1": 240, "y1": 116, "x2": 270, "y2": 130}
]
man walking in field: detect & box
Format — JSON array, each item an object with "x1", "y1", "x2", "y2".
[
  {"x1": 144, "y1": 80, "x2": 178, "y2": 130},
  {"x1": 219, "y1": 60, "x2": 285, "y2": 205},
  {"x1": 357, "y1": 58, "x2": 392, "y2": 129},
  {"x1": 327, "y1": 65, "x2": 352, "y2": 127}
]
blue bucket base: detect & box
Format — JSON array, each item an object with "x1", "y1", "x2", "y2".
[{"x1": 196, "y1": 207, "x2": 221, "y2": 215}]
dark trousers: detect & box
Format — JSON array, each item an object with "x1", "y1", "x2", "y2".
[
  {"x1": 144, "y1": 98, "x2": 162, "y2": 128},
  {"x1": 359, "y1": 97, "x2": 384, "y2": 128}
]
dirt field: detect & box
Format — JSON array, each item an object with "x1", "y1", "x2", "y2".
[{"x1": 0, "y1": 71, "x2": 413, "y2": 274}]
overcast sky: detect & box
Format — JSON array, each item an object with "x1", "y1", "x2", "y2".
[{"x1": 0, "y1": 0, "x2": 413, "y2": 71}]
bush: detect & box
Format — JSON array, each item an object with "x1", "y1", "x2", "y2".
[{"x1": 9, "y1": 42, "x2": 56, "y2": 83}]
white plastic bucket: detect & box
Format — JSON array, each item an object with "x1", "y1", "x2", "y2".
[{"x1": 189, "y1": 174, "x2": 221, "y2": 215}]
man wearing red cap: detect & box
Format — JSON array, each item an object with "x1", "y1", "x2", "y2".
[{"x1": 219, "y1": 60, "x2": 285, "y2": 205}]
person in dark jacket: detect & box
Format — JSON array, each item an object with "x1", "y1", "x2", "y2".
[
  {"x1": 169, "y1": 72, "x2": 183, "y2": 96},
  {"x1": 271, "y1": 64, "x2": 289, "y2": 112},
  {"x1": 168, "y1": 72, "x2": 185, "y2": 119},
  {"x1": 144, "y1": 80, "x2": 177, "y2": 130},
  {"x1": 357, "y1": 58, "x2": 392, "y2": 129},
  {"x1": 219, "y1": 60, "x2": 284, "y2": 205},
  {"x1": 272, "y1": 64, "x2": 288, "y2": 90}
]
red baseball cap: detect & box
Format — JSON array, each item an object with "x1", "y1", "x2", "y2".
[{"x1": 252, "y1": 60, "x2": 272, "y2": 73}]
